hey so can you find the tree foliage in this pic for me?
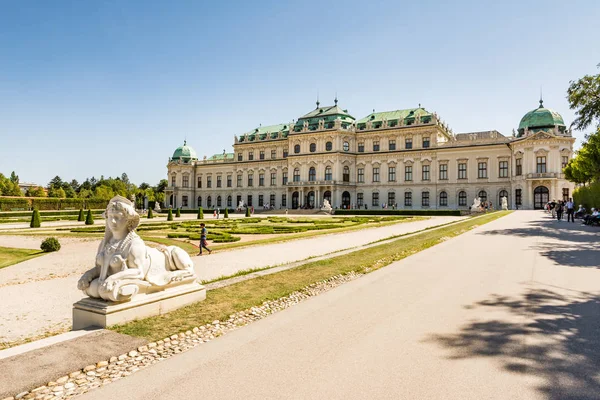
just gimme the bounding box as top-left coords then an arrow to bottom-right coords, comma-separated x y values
567,66 -> 600,131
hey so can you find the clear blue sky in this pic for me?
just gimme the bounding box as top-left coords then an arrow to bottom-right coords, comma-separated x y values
1,0 -> 598,186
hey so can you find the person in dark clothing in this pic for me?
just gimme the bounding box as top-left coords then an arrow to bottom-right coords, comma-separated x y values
556,201 -> 564,221
198,223 -> 212,255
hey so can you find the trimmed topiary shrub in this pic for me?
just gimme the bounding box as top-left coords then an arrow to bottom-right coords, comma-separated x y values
167,208 -> 173,221
77,208 -> 85,222
147,208 -> 154,219
224,208 -> 229,219
197,207 -> 204,219
176,208 -> 181,218
85,209 -> 94,225
41,237 -> 61,252
245,207 -> 251,217
30,209 -> 41,228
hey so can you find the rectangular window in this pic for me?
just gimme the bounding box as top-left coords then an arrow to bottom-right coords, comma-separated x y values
562,188 -> 569,202
182,176 -> 189,188
388,166 -> 396,182
458,163 -> 467,179
536,156 -> 547,173
516,159 -> 522,176
499,161 -> 508,178
227,175 -> 232,188
562,156 -> 569,169
258,195 -> 264,207
422,137 -> 430,148
389,140 -> 396,151
478,162 -> 487,179
270,194 -> 275,206
197,177 -> 202,188
372,192 -> 379,207
358,168 -> 364,183
373,167 -> 380,182
404,192 -> 412,206
281,194 -> 287,207
357,193 -> 364,207
282,171 -> 288,185
422,165 -> 430,181
422,191 -> 430,207
271,149 -> 276,159
283,150 -> 288,158
259,150 -> 265,160
405,138 -> 413,149
227,196 -> 232,207
259,173 -> 264,186
293,169 -> 300,182
237,153 -> 242,161
237,175 -> 242,188
171,176 -> 176,187
515,189 -> 522,206
248,174 -> 253,187
358,142 -> 365,152
182,196 -> 188,207
270,172 -> 276,186
439,164 -> 448,180
247,195 -> 252,207
216,176 -> 222,188
248,152 -> 254,161
373,141 -> 380,152
388,192 -> 395,206
405,166 -> 413,181
207,176 -> 212,188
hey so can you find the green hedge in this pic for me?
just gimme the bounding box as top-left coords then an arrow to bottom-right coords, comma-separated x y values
334,209 -> 461,216
574,182 -> 600,210
0,209 -> 104,218
0,197 -> 109,212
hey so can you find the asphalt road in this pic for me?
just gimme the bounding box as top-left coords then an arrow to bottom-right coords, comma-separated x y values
79,211 -> 600,400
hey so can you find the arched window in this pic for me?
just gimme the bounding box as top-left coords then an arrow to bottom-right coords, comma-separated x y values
197,196 -> 202,207
227,195 -> 232,207
325,166 -> 332,181
309,167 -> 316,181
458,191 -> 467,206
217,195 -> 222,207
207,196 -> 212,208
293,168 -> 300,182
439,191 -> 448,206
294,144 -> 300,154
478,190 -> 487,203
309,143 -> 316,152
343,166 -> 350,182
326,141 -> 333,151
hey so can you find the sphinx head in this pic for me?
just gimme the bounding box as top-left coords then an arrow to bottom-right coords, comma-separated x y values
104,196 -> 140,237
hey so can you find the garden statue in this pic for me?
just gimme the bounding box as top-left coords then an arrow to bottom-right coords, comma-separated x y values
470,196 -> 482,213
501,196 -> 508,211
154,202 -> 161,213
77,196 -> 197,302
321,199 -> 333,213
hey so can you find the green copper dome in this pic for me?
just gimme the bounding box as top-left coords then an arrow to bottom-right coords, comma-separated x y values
517,100 -> 565,137
171,141 -> 198,161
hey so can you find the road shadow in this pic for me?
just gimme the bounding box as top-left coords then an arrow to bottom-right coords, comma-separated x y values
428,287 -> 600,399
479,213 -> 600,269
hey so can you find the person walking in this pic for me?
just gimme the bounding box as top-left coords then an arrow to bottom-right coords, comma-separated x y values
198,223 -> 212,255
566,198 -> 575,223
556,200 -> 564,221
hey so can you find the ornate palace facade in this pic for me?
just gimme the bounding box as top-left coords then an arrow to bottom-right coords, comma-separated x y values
165,99 -> 575,211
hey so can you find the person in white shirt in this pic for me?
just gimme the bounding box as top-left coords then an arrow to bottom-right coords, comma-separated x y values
566,198 -> 575,223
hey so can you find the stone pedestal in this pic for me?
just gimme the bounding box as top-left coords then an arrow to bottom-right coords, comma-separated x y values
73,283 -> 206,330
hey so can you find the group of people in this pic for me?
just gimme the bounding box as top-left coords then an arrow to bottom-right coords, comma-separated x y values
545,198 -> 599,225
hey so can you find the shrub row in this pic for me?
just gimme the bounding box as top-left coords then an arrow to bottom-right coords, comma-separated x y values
334,209 -> 461,216
0,209 -> 104,218
574,183 -> 600,210
0,197 -> 109,212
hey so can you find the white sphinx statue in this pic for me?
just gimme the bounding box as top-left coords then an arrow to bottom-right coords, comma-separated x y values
501,196 -> 508,211
470,196 -> 482,213
77,196 -> 197,302
154,202 -> 161,213
321,199 -> 333,213
237,200 -> 246,211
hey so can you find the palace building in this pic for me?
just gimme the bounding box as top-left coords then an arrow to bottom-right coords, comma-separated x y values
165,98 -> 575,211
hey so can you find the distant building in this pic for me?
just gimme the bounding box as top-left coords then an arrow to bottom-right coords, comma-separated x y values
18,182 -> 42,194
166,99 -> 574,210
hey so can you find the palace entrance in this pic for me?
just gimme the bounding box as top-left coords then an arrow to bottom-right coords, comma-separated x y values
533,186 -> 549,209
292,191 -> 300,209
306,191 -> 315,209
323,190 -> 331,205
342,191 -> 351,209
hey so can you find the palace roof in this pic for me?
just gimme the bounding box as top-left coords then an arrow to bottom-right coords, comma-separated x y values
356,108 -> 432,130
517,100 -> 565,137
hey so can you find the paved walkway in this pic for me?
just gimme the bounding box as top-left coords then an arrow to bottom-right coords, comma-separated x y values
79,211 -> 600,400
0,216 -> 461,343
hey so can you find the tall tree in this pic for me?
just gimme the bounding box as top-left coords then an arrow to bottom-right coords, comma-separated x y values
48,176 -> 63,189
10,171 -> 19,184
567,64 -> 600,131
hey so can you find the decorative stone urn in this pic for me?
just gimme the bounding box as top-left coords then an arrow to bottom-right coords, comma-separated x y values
73,195 -> 205,329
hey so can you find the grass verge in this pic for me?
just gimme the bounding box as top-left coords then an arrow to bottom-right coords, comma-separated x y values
0,246 -> 44,269
112,211 -> 510,340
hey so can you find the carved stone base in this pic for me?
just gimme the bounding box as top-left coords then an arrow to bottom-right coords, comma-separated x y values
73,283 -> 206,330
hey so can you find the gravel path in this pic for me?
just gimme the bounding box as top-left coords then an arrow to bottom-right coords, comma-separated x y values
0,216 -> 463,344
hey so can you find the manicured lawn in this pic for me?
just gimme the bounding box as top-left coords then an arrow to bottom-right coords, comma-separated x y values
112,211 -> 510,340
0,246 -> 44,269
